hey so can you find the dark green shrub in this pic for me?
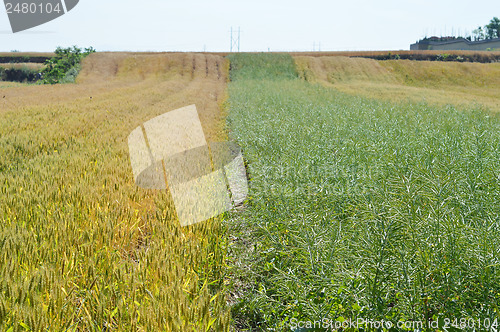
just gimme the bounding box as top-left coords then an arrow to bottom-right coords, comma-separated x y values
0,66 -> 39,83
41,46 -> 95,84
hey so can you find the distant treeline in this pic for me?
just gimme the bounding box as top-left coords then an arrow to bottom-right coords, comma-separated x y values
471,17 -> 499,41
418,17 -> 500,43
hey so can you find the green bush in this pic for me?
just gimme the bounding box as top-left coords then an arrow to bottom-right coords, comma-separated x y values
41,46 -> 95,84
437,53 -> 451,61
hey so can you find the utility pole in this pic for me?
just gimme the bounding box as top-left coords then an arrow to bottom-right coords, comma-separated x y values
313,42 -> 321,52
230,27 -> 241,52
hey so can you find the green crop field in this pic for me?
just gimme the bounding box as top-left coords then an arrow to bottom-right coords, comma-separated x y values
226,54 -> 500,330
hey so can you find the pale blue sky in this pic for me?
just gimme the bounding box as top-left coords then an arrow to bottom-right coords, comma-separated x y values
0,0 -> 498,52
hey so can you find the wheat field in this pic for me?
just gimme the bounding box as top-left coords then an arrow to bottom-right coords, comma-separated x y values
0,52 -> 231,331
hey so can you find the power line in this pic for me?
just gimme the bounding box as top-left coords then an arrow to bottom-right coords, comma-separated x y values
230,27 -> 240,52
313,41 -> 321,52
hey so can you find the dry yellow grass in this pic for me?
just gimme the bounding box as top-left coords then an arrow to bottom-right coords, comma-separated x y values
0,52 -> 231,331
0,82 -> 24,88
2,52 -> 228,140
290,50 -> 500,57
295,56 -> 500,111
0,62 -> 45,71
0,52 -> 54,57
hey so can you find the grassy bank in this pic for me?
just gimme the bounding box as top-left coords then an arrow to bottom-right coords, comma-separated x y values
295,56 -> 500,111
227,54 -> 500,330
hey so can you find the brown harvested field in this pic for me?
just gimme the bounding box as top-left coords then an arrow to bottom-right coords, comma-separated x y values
0,52 -> 231,331
207,50 -> 500,63
0,52 -> 54,57
2,52 -> 228,140
290,50 -> 500,62
294,55 -> 500,111
0,52 -> 54,64
290,50 -> 500,56
215,50 -> 500,59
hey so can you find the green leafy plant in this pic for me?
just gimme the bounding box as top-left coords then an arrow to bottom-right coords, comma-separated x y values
41,46 -> 95,84
436,53 -> 450,61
